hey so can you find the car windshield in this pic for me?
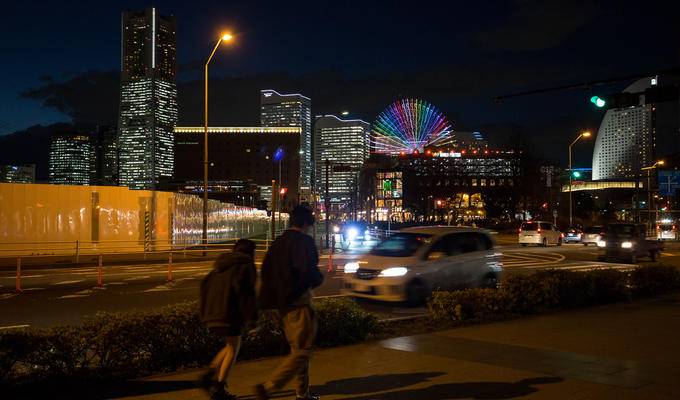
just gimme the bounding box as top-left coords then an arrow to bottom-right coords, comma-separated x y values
606,225 -> 637,237
659,224 -> 674,231
584,226 -> 602,234
520,222 -> 538,231
370,233 -> 432,257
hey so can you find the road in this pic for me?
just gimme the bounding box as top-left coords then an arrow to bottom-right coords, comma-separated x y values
2,237 -> 680,329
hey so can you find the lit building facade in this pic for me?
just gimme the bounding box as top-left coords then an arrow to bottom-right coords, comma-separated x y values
592,76 -> 680,180
49,134 -> 94,185
173,126 -> 301,210
260,90 -> 312,190
117,7 -> 178,190
94,125 -> 118,185
0,164 -> 35,183
314,115 -> 370,208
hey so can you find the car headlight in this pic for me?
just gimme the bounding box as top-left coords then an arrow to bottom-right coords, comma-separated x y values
347,227 -> 359,240
597,240 -> 606,248
344,262 -> 360,274
621,241 -> 633,249
379,267 -> 408,277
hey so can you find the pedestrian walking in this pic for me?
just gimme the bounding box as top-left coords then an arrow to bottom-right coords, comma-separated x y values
199,239 -> 258,400
254,205 -> 324,400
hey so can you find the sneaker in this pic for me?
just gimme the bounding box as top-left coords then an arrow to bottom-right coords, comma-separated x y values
209,383 -> 238,400
254,383 -> 270,400
198,369 -> 215,392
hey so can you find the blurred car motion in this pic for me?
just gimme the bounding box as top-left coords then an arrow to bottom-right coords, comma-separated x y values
342,226 -> 503,305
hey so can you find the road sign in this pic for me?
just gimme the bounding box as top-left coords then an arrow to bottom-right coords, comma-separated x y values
658,171 -> 680,196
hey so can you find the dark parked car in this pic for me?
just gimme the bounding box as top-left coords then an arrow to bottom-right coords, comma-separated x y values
597,223 -> 663,263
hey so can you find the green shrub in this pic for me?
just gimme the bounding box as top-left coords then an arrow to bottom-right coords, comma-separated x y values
430,265 -> 678,323
631,264 -> 680,297
0,297 -> 378,387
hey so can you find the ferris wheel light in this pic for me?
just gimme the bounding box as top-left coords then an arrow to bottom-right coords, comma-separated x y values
371,98 -> 452,155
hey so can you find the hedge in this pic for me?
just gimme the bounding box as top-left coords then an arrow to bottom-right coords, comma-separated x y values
429,264 -> 680,322
0,297 -> 378,387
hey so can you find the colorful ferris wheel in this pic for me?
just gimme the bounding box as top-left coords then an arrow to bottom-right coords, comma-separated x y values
371,98 -> 453,154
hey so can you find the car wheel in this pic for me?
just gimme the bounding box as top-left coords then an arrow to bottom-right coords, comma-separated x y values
583,243 -> 588,246
542,238 -> 548,247
406,280 -> 429,306
521,243 -> 527,247
480,273 -> 499,289
650,251 -> 658,262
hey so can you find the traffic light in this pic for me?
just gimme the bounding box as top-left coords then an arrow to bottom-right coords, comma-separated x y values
572,171 -> 582,179
590,95 -> 606,108
279,187 -> 287,196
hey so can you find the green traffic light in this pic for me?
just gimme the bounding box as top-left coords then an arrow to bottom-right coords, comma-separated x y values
572,171 -> 582,178
590,95 -> 606,108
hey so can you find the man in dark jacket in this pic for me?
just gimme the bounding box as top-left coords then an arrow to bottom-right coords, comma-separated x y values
200,239 -> 257,400
255,205 -> 323,400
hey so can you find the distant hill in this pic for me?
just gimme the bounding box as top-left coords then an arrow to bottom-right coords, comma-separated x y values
0,123 -> 77,181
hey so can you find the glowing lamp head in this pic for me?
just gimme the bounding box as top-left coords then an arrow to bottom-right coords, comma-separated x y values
221,33 -> 234,42
657,160 -> 665,166
582,131 -> 592,138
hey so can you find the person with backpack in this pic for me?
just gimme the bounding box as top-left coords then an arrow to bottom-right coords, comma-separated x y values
200,239 -> 257,400
254,205 -> 324,400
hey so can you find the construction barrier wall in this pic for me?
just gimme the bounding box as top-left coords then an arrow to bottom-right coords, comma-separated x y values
0,183 -> 275,256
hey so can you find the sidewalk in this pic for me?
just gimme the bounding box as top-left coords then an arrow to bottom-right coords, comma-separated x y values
111,294 -> 680,400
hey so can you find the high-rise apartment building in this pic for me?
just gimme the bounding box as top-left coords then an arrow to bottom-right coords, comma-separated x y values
49,134 -> 93,185
260,90 -> 312,190
314,115 -> 370,205
117,7 -> 177,189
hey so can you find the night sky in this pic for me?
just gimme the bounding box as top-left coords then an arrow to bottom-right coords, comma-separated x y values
1,0 -> 679,166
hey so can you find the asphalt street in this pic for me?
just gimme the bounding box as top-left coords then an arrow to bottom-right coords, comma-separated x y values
2,237 -> 680,329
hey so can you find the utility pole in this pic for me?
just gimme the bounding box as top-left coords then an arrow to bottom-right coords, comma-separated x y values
270,179 -> 276,240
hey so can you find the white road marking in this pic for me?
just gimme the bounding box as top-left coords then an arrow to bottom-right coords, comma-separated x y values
0,293 -> 18,300
125,276 -> 152,281
51,279 -> 86,285
0,324 -> 30,330
58,294 -> 90,299
316,294 -> 350,298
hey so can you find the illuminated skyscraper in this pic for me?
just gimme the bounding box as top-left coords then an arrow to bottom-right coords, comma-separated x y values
49,133 -> 93,185
314,115 -> 370,205
260,90 -> 312,190
117,7 -> 177,189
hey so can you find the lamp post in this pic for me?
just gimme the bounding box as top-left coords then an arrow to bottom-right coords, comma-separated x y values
202,33 -> 233,250
642,160 -> 664,231
568,131 -> 591,227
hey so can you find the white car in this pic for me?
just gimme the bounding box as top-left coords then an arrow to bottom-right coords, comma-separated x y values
581,226 -> 603,246
341,227 -> 503,304
518,221 -> 562,246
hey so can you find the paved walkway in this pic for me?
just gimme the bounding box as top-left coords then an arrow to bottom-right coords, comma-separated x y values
110,294 -> 680,400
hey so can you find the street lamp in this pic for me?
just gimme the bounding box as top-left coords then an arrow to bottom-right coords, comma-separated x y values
642,160 -> 664,230
568,131 -> 591,227
203,32 -> 234,250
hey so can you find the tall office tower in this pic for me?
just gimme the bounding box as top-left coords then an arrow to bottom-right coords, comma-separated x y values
260,89 -> 312,190
117,7 -> 178,189
314,115 -> 370,206
0,164 -> 35,183
49,133 -> 93,185
94,125 -> 119,185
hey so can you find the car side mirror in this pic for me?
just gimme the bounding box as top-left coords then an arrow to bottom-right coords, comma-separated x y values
427,251 -> 447,261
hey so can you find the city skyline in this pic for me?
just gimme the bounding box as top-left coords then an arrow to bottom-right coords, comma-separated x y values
2,1 -> 679,168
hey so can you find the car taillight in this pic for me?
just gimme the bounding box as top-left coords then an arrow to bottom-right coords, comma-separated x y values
537,228 -> 542,233
560,233 -> 564,238
577,233 -> 582,238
